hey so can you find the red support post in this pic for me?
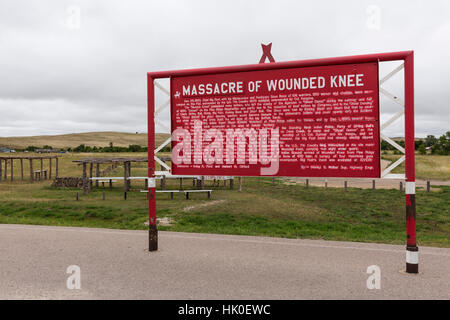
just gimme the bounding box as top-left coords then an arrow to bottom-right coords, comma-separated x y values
148,75 -> 158,251
404,51 -> 418,273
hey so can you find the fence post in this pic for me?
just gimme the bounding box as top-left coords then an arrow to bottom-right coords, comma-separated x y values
427,180 -> 430,192
344,181 -> 347,191
306,179 -> 309,189
372,180 -> 376,190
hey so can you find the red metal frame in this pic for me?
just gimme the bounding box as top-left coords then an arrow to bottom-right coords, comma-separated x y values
147,51 -> 416,273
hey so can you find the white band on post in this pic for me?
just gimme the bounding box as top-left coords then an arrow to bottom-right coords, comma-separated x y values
148,178 -> 156,188
405,182 -> 415,195
406,250 -> 419,264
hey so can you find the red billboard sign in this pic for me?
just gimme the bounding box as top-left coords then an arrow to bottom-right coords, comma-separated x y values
170,62 -> 380,177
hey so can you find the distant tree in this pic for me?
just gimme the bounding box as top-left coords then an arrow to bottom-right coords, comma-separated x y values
430,132 -> 450,155
425,135 -> 437,147
73,144 -> 87,152
42,145 -> 53,149
418,144 -> 426,155
25,145 -> 38,151
128,144 -> 143,152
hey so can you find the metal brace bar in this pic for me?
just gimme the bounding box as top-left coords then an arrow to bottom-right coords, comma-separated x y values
155,99 -> 170,116
380,109 -> 405,131
155,119 -> 170,132
155,137 -> 171,154
381,134 -> 405,154
380,63 -> 404,85
383,173 -> 406,180
155,156 -> 171,171
154,81 -> 170,96
380,87 -> 405,107
381,155 -> 405,177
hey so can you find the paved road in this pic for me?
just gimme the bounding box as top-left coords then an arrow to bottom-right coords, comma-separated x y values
0,224 -> 449,299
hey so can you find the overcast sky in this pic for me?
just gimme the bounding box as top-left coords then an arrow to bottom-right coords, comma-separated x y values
1,0 -> 449,138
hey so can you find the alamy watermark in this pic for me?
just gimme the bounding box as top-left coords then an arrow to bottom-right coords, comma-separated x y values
66,265 -> 81,290
366,265 -> 381,289
172,120 -> 280,175
65,5 -> 81,30
366,5 -> 381,31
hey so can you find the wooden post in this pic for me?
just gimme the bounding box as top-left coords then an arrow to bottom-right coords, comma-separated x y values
400,181 -> 403,192
49,158 -> 52,179
306,179 -> 309,189
179,177 -> 183,190
40,158 -> 43,181
427,180 -> 430,192
145,178 -> 148,190
201,176 -> 205,190
344,181 -> 347,191
127,161 -> 132,190
238,177 -> 242,192
325,179 -> 328,189
0,159 -> 2,182
124,161 -> 129,193
372,180 -> 376,190
55,157 -> 59,178
20,159 -> 24,180
10,159 -> 13,181
29,159 -> 33,182
230,178 -> 234,189
89,163 -> 93,191
272,177 -> 275,186
4,160 -> 7,180
109,179 -> 112,189
161,175 -> 166,190
95,163 -> 100,188
82,162 -> 87,195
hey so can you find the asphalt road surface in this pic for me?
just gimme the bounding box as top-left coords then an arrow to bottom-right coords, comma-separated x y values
0,224 -> 449,299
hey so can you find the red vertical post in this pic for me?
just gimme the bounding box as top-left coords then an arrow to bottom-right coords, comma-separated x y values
148,74 -> 158,251
404,51 -> 418,273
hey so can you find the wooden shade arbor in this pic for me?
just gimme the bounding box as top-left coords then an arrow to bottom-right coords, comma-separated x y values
0,156 -> 59,183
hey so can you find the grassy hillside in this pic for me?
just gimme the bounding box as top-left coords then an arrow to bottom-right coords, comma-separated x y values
0,132 -> 170,149
382,154 -> 450,180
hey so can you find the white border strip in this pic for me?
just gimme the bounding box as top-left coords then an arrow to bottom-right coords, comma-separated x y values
405,182 -> 415,195
406,250 -> 419,264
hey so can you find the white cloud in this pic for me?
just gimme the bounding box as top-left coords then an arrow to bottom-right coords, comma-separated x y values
1,0 -> 449,138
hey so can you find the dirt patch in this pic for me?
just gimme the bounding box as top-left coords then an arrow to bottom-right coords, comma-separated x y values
184,200 -> 226,212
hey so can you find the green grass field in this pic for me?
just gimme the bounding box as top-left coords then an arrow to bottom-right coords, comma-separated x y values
0,152 -> 449,247
382,153 -> 450,180
0,131 -> 169,149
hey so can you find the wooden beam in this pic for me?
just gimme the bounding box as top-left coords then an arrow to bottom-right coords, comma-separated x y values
95,163 -> 100,188
127,162 -> 131,190
10,158 -> 13,181
49,158 -> 52,179
82,162 -> 87,195
20,159 -> 24,180
55,157 -> 59,178
29,159 -> 34,183
89,163 -> 93,191
124,161 -> 129,193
